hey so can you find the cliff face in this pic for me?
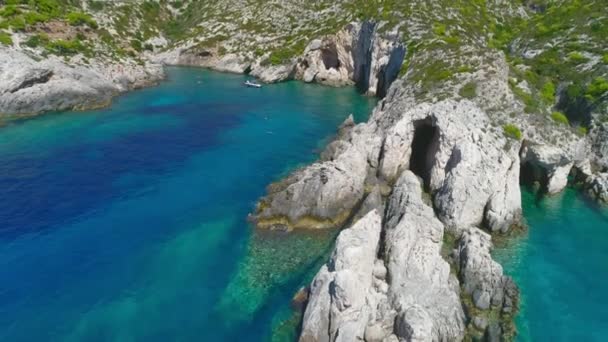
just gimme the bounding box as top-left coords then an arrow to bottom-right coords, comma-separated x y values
159,20 -> 405,98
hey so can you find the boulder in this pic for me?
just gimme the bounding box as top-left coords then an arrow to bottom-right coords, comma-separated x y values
456,227 -> 518,313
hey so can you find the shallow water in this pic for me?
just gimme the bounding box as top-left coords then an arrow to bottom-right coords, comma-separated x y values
494,188 -> 608,341
0,67 -> 376,341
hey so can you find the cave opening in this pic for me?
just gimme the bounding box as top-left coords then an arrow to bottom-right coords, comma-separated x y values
409,118 -> 440,190
520,160 -> 549,200
321,46 -> 340,70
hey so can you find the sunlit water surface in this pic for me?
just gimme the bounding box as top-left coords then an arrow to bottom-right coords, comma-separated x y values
0,67 -> 376,341
494,188 -> 608,341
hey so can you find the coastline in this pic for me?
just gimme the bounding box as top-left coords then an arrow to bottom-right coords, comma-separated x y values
1,13 -> 607,341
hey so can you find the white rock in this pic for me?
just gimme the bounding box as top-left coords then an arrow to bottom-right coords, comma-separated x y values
299,210 -> 383,342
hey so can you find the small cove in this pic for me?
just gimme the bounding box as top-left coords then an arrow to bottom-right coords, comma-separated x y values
0,67 -> 375,341
0,66 -> 606,341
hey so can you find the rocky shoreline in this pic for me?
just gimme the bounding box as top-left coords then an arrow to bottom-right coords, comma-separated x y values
0,48 -> 164,118
2,12 -> 608,341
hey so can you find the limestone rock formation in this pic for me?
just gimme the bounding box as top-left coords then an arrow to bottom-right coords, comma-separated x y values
377,100 -> 523,233
456,227 -> 519,339
586,173 -> 608,203
589,122 -> 608,171
253,121 -> 381,230
299,210 -> 383,342
0,48 -> 163,117
254,96 -> 523,234
157,20 -> 405,98
520,143 -> 573,195
295,27 -> 355,87
300,172 -> 467,342
457,227 -> 518,313
383,171 -> 466,341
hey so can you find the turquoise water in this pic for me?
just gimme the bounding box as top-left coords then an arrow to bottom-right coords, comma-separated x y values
0,67 -> 376,341
494,188 -> 608,341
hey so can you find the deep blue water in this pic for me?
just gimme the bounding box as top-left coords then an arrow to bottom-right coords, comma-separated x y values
494,188 -> 608,341
0,67 -> 376,341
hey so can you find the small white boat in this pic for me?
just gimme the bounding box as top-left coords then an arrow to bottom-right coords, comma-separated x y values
244,80 -> 262,88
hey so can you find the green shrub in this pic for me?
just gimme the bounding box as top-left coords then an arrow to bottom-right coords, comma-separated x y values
443,35 -> 459,45
577,126 -> 588,136
7,16 -> 26,30
0,32 -> 13,46
66,12 -> 97,29
24,11 -> 49,25
433,22 -> 447,36
89,1 -> 105,11
24,33 -> 49,47
267,41 -> 305,65
0,5 -> 19,17
568,51 -> 588,64
585,77 -> 608,101
551,111 -> 569,125
540,81 -> 555,103
130,39 -> 142,52
33,0 -> 62,18
503,124 -> 522,140
459,82 -> 477,99
603,54 -> 608,64
46,38 -> 86,55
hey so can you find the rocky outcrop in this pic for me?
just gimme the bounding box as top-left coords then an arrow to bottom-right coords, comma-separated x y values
152,46 -> 251,74
455,227 -> 519,339
157,21 -> 405,97
589,121 -> 608,171
300,172 -> 466,342
0,48 -> 163,117
300,210 -> 383,342
585,172 -> 608,203
254,98 -> 523,234
457,227 -> 518,312
519,142 -> 574,195
250,63 -> 295,83
253,117 -> 382,230
377,100 -> 522,233
6,68 -> 54,93
295,28 -> 355,87
382,171 -> 466,341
